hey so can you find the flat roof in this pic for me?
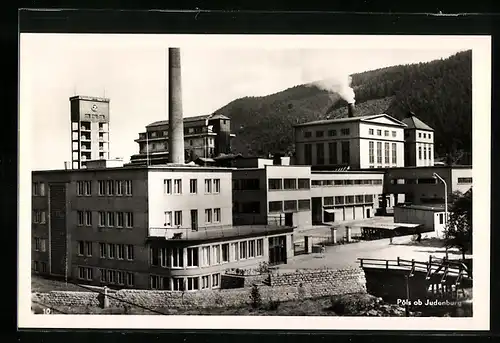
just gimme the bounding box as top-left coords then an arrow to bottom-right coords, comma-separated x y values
312,170 -> 385,175
148,225 -> 295,245
69,95 -> 110,102
32,164 -> 235,174
395,204 -> 446,212
356,223 -> 422,231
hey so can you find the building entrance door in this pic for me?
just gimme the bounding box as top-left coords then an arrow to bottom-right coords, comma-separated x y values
191,209 -> 198,231
284,212 -> 293,226
311,197 -> 323,225
366,208 -> 371,218
269,236 -> 287,265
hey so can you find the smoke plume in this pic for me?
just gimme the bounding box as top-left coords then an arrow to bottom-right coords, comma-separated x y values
310,75 -> 355,104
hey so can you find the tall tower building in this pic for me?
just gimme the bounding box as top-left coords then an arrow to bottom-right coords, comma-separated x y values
402,111 -> 435,167
70,96 -> 110,169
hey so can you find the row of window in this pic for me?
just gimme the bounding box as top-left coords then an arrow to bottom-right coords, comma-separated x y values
32,182 -> 46,196
268,178 -> 310,190
311,179 -> 383,187
457,177 -> 473,184
150,239 -> 264,268
149,273 -> 221,291
76,266 -> 136,287
369,141 -> 397,164
76,241 -> 135,260
164,208 -> 221,227
33,237 -> 47,252
418,132 -> 432,139
164,178 -> 221,195
33,210 -> 47,224
77,211 -> 134,228
304,141 -> 350,165
323,194 -> 374,206
390,178 -> 437,185
304,128 -> 351,139
33,261 -> 48,273
268,199 -> 311,213
368,129 -> 398,138
418,145 -> 433,161
77,180 -> 133,196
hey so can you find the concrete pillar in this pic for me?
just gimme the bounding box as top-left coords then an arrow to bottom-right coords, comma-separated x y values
304,236 -> 313,254
330,227 -> 337,244
168,47 -> 185,164
346,226 -> 352,242
103,286 -> 110,308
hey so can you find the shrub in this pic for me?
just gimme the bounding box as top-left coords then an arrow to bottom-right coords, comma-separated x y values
268,298 -> 281,311
249,284 -> 262,309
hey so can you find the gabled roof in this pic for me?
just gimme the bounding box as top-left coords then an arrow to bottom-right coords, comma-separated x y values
146,114 -> 230,128
401,115 -> 434,131
294,113 -> 407,128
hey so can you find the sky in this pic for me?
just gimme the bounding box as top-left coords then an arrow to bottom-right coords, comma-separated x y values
20,34 -> 476,170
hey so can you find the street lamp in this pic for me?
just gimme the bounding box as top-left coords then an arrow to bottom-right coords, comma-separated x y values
433,172 -> 448,259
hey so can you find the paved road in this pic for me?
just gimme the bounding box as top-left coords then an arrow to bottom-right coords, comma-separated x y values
281,234 -> 471,271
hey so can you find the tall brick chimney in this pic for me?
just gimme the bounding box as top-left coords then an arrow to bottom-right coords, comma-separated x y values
168,48 -> 185,164
347,103 -> 355,118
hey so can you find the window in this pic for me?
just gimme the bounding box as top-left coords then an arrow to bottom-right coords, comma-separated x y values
284,200 -> 297,212
384,130 -> 389,137
213,179 -> 220,193
369,141 -> 374,164
283,178 -> 297,189
172,247 -> 184,267
150,275 -> 161,290
212,273 -> 220,288
150,247 -> 159,266
298,199 -> 311,210
438,213 -> 444,225
365,194 -> 374,203
115,181 -> 123,196
369,128 -> 374,135
85,242 -> 92,256
85,211 -> 92,226
39,183 -> 45,196
126,273 -> 134,286
297,178 -> 310,189
116,212 -> 124,227
384,142 -> 390,164
392,131 -> 396,137
212,245 -> 221,264
304,144 -> 312,165
230,242 -> 238,261
116,271 -> 125,285
222,243 -> 229,262
201,275 -> 210,289
418,132 -> 422,138
40,211 -> 46,224
304,131 -> 312,138
346,196 -> 354,204
125,212 -> 134,228
214,208 -> 221,223
201,246 -> 211,266
98,212 -> 106,227
99,243 -> 106,258
418,146 -> 422,160
187,277 -> 199,291
328,129 -> 337,137
316,143 -> 325,165
33,261 -> 39,272
205,209 -> 212,223
376,142 -> 382,164
164,211 -> 172,226
316,130 -> 324,137
341,128 -> 350,136
41,262 -> 47,273
34,237 -> 41,251
117,244 -> 125,260
77,211 -> 84,226
269,201 -> 282,213
341,141 -> 350,164
324,196 -> 334,206
328,142 -> 338,165
106,180 -> 115,195
174,211 -> 182,226
458,177 -> 473,184
256,239 -> 263,256
429,133 -> 432,140
248,240 -> 256,258
99,269 -> 107,282
158,247 -> 168,267
98,181 -> 105,195
108,244 -> 116,259
239,241 -> 247,259
423,133 -> 427,138
335,196 -> 345,205
164,179 -> 172,194
268,179 -> 282,190
377,129 -> 382,136
356,195 -> 364,204
173,179 -> 182,194
108,270 -> 115,283
77,241 -> 85,256
189,179 -> 197,194
187,247 -> 199,267
391,143 -> 397,164
107,212 -> 115,227
77,181 -> 84,196
124,180 -> 132,195
204,179 -> 212,193
172,278 -> 184,291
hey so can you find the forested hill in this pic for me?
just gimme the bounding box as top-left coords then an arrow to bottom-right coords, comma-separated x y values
212,50 -> 472,161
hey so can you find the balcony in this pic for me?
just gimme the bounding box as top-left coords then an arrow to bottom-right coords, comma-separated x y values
80,126 -> 91,132
81,145 -> 92,151
81,136 -> 91,141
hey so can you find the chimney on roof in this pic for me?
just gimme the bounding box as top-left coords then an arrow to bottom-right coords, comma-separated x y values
347,102 -> 355,118
168,48 -> 185,164
407,111 -> 416,118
